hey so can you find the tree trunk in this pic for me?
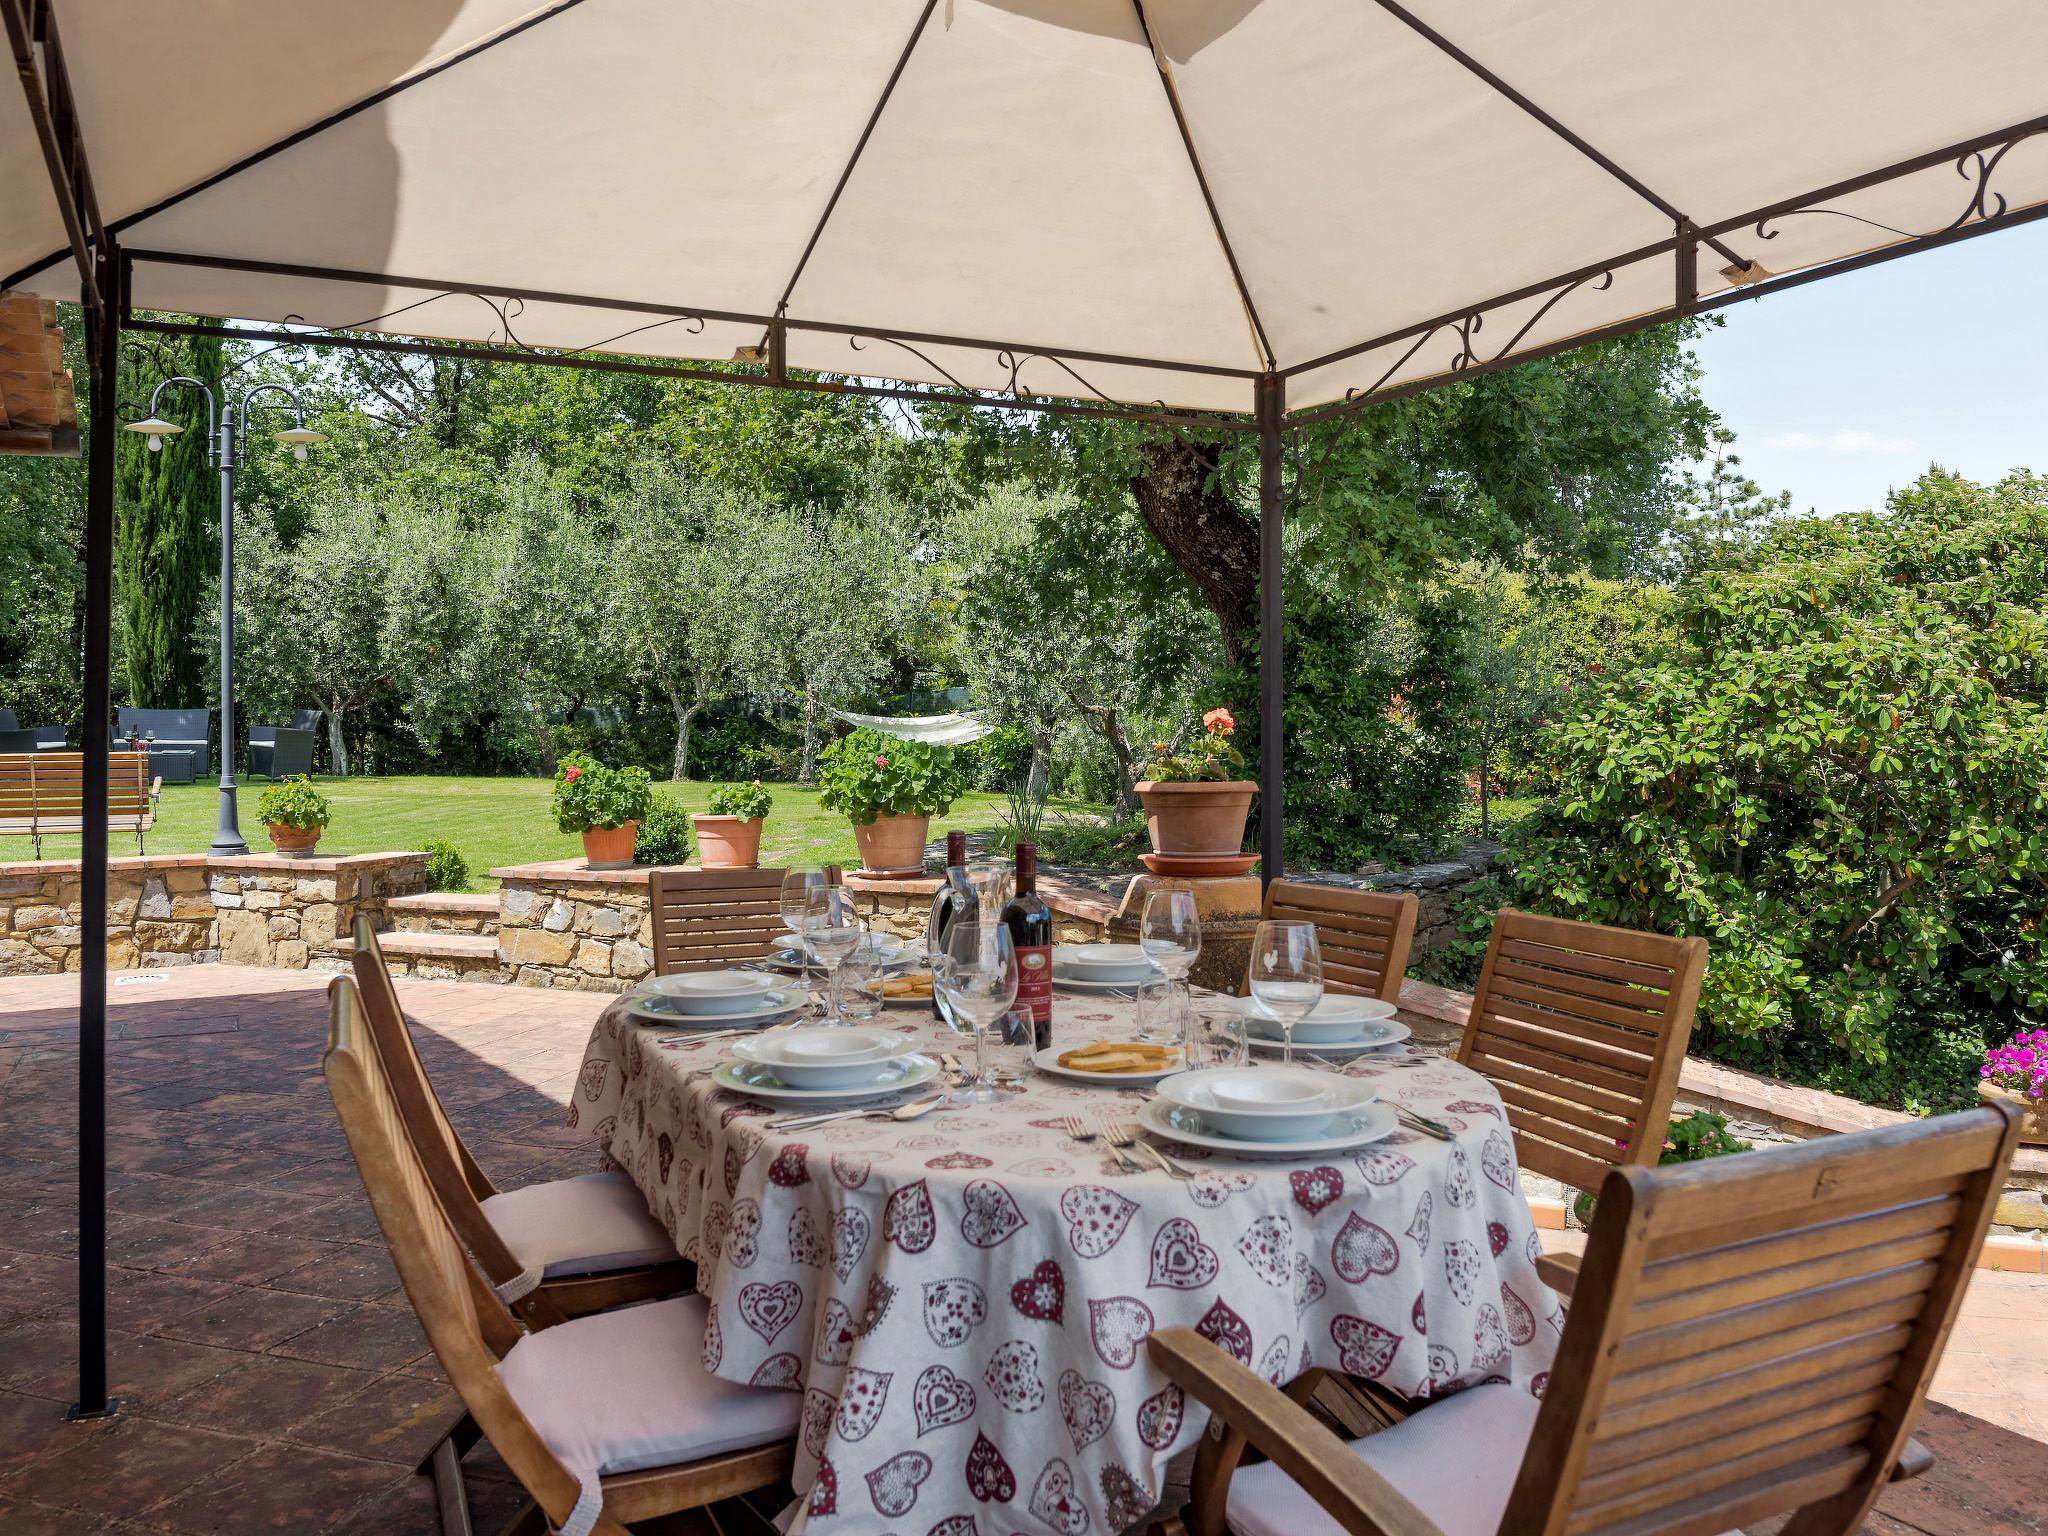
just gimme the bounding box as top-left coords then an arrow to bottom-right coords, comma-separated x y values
1063,686 -> 1140,816
1128,437 -> 1261,668
801,687 -> 821,781
1026,722 -> 1052,805
666,680 -> 703,781
1478,752 -> 1490,837
326,706 -> 350,778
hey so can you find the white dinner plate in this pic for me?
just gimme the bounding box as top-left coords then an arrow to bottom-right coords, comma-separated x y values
731,1029 -> 920,1088
1243,1020 -> 1412,1056
710,1053 -> 941,1106
1031,1043 -> 1188,1084
625,990 -> 804,1029
1137,1095 -> 1399,1157
638,969 -> 784,1015
1051,969 -> 1147,995
767,934 -> 910,971
1055,943 -> 1153,982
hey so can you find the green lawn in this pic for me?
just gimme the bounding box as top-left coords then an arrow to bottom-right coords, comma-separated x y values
11,776 -> 1060,891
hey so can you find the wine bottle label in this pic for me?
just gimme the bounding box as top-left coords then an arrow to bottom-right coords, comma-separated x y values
1015,944 -> 1054,1026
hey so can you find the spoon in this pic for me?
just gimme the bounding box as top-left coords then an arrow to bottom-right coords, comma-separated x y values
767,1091 -> 949,1133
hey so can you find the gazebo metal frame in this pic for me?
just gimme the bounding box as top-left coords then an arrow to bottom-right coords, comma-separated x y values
9,0 -> 2046,1421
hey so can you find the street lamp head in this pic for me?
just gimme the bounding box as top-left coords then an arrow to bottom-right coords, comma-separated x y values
125,415 -> 183,453
271,424 -> 327,462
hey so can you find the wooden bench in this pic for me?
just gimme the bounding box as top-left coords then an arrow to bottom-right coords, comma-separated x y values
0,751 -> 161,858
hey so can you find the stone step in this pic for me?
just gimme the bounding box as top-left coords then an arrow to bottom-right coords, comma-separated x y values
383,890 -> 500,935
338,929 -> 505,981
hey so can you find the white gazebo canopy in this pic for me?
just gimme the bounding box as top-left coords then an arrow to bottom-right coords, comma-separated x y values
7,0 -> 2047,422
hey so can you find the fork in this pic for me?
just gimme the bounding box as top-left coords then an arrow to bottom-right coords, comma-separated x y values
1107,1121 -> 1192,1180
1070,1115 -> 1146,1173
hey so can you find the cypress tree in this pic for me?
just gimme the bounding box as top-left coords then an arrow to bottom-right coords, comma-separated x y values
116,332 -> 222,707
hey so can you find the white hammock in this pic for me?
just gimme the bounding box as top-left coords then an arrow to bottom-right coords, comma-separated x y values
831,709 -> 993,747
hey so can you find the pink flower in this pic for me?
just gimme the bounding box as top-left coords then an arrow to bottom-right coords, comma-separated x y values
874,755 -> 889,768
1202,707 -> 1236,734
563,766 -> 583,782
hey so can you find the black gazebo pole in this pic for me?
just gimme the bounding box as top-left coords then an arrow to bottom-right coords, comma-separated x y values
73,233 -> 119,1420
1256,372 -> 1285,885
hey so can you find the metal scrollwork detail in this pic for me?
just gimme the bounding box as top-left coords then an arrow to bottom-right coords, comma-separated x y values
1756,125 -> 2045,245
1342,269 -> 1615,404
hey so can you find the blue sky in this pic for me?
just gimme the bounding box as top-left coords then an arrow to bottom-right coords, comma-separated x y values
1689,218 -> 2047,516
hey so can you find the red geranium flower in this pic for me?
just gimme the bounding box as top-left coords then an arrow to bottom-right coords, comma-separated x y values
1202,707 -> 1236,734
874,754 -> 889,768
563,765 -> 583,782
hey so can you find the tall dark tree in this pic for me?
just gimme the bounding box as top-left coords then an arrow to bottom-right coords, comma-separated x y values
116,332 -> 223,707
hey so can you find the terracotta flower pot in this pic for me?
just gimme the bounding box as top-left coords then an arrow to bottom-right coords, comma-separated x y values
852,812 -> 930,877
266,823 -> 321,855
1979,1079 -> 2048,1144
580,821 -> 639,870
692,813 -> 763,869
1135,780 -> 1256,875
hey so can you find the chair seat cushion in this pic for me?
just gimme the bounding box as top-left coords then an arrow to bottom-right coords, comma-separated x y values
499,1294 -> 799,1533
480,1171 -> 678,1278
1227,1383 -> 1540,1536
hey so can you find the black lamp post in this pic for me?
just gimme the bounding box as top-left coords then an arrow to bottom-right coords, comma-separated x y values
126,382 -> 325,855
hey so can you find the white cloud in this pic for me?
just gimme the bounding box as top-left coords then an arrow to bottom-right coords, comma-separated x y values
1764,428 -> 1917,455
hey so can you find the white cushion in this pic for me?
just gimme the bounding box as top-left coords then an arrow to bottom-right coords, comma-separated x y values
480,1171 -> 678,1278
498,1294 -> 800,1527
1227,1383 -> 1540,1536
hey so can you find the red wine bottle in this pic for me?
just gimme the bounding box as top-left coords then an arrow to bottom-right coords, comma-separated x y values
928,831 -> 971,1019
1001,842 -> 1055,1049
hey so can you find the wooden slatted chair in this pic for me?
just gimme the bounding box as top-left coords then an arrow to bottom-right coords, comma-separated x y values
649,866 -> 790,974
1251,880 -> 1418,1004
1457,909 -> 1706,1293
0,750 -> 158,857
324,975 -> 797,1536
1150,1101 -> 2022,1536
349,916 -> 689,1324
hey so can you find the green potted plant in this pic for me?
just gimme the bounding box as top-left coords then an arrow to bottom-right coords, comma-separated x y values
1136,706 -> 1257,875
256,774 -> 330,855
693,780 -> 773,869
551,753 -> 654,869
817,727 -> 967,877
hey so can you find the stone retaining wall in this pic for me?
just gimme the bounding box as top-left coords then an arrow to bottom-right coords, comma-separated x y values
0,852 -> 429,976
490,862 -> 657,990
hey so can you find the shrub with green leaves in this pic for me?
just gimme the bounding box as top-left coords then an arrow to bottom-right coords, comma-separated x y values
1502,470 -> 2048,1112
421,837 -> 468,892
550,753 -> 654,833
1574,1111 -> 1749,1223
634,795 -> 695,866
817,727 -> 968,825
255,775 -> 330,832
706,781 -> 773,821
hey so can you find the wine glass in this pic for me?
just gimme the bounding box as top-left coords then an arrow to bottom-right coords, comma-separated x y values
802,884 -> 865,1025
779,868 -> 824,992
1139,889 -> 1201,1052
1249,920 -> 1323,1067
936,918 -> 1018,1105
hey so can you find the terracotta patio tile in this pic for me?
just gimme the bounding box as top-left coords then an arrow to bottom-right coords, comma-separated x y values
147,1442 -> 400,1536
288,1372 -> 463,1466
105,1218 -> 222,1273
0,1494 -> 121,1534
264,1198 -> 382,1245
167,1185 -> 338,1234
155,1285 -> 351,1352
148,1353 -> 377,1438
104,1269 -> 237,1336
264,1247 -> 400,1303
309,1470 -> 445,1535
0,1415 -> 251,1520
155,1232 -> 338,1287
0,1318 -> 78,1392
0,1248 -> 77,1314
0,1388 -> 85,1472
269,1304 -> 428,1373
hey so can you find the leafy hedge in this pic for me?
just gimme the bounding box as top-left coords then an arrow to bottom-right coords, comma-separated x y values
1495,471 -> 2048,1113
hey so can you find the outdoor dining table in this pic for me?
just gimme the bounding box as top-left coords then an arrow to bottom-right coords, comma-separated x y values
570,988 -> 1562,1536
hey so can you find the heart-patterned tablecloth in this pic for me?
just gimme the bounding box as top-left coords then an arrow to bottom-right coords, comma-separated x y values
572,997 -> 1561,1536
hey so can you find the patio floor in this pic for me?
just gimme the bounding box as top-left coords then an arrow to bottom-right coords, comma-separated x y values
0,965 -> 2041,1535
